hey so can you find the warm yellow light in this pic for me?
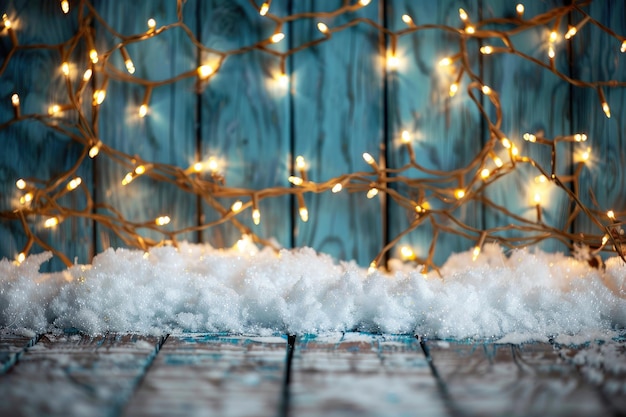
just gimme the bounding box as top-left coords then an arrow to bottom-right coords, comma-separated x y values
602,234 -> 610,245
472,246 -> 481,261
501,137 -> 512,148
439,57 -> 452,67
93,89 -> 106,105
207,157 -> 219,173
367,188 -> 379,199
147,18 -> 156,29
535,175 -> 547,183
534,192 -> 541,204
252,208 -> 261,225
66,177 -> 82,191
19,192 -> 33,205
48,104 -> 61,115
362,152 -> 375,165
387,53 -> 399,70
61,0 -> 70,14
401,130 -> 411,144
548,45 -> 555,59
317,22 -> 328,33
83,69 -> 92,81
359,0 -> 371,6
89,49 -> 99,64
11,93 -> 19,106
400,245 -> 416,261
458,8 -> 468,21
549,30 -> 558,43
607,210 -> 616,220
449,82 -> 459,97
401,14 -> 413,25
602,101 -> 611,118
44,217 -> 60,228
454,189 -> 466,199
125,58 -> 135,74
465,25 -> 476,34
516,4 -> 524,17
511,145 -> 519,157
61,62 -> 70,76
259,2 -> 269,16
574,133 -> 587,142
288,176 -> 304,186
155,215 -> 171,226
523,133 -> 536,142
133,165 -> 146,175
89,145 -> 100,158
368,261 -> 377,274
481,85 -> 492,95
331,183 -> 343,193
493,156 -> 503,167
16,252 -> 26,264
621,40 -> 626,53
197,65 -> 213,79
271,32 -> 285,43
121,173 -> 134,186
295,155 -> 306,170
480,46 -> 493,54
138,104 -> 148,118
16,179 -> 26,189
231,200 -> 243,213
277,72 -> 289,87
565,26 -> 577,40
581,147 -> 591,162
2,14 -> 12,29
480,168 -> 490,179
192,162 -> 204,172
299,207 -> 309,222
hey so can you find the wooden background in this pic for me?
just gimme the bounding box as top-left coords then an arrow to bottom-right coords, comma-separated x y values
0,0 -> 624,271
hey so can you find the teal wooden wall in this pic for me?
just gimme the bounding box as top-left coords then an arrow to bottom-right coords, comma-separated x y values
0,0 -> 624,271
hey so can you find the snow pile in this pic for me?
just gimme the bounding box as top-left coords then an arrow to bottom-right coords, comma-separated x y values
0,241 -> 624,339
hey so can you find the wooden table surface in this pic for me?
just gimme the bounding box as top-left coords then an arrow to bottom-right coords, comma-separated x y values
0,330 -> 624,417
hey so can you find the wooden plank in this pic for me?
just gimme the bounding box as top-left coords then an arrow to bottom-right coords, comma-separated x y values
424,340 -> 612,416
0,332 -> 163,417
0,330 -> 38,374
121,333 -> 288,417
0,0 -> 93,271
289,333 -> 448,416
572,2 -> 626,241
94,0 -> 198,251
482,1 -> 572,253
198,0 -> 291,250
386,0 -> 483,267
291,1 -> 384,266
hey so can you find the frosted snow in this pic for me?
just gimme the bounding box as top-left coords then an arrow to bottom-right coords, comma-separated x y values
0,241 -> 624,340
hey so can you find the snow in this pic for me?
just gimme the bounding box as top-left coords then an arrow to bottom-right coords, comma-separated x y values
0,240 -> 624,340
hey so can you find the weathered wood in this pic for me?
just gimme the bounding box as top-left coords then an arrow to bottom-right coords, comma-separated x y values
0,0 -> 92,271
386,0 -> 483,266
0,332 -> 163,417
289,333 -> 447,416
291,1 -> 384,265
0,330 -> 38,374
424,340 -> 612,416
121,333 -> 288,417
94,0 -> 198,250
482,0 -> 572,253
198,0 -> 291,250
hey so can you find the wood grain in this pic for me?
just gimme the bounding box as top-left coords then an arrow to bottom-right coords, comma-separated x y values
291,1 -> 384,266
0,330 -> 38,374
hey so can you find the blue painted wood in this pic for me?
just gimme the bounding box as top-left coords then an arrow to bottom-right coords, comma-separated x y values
0,330 -> 38,374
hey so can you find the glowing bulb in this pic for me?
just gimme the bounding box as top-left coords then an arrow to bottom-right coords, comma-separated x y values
192,162 -> 204,172
252,208 -> 261,225
439,57 -> 452,67
465,26 -> 475,34
501,138 -> 512,149
581,147 -> 590,162
259,2 -> 269,16
147,18 -> 156,29
401,130 -> 411,144
602,234 -> 610,245
458,8 -> 468,21
387,53 -> 399,70
299,207 -> 309,222
367,188 -> 379,199
368,261 -> 377,274
231,200 -> 243,213
449,82 -> 459,97
574,133 -> 587,142
61,0 -> 70,13
138,104 -> 148,118
19,192 -> 33,205
359,0 -> 371,6
89,145 -> 100,158
295,155 -> 306,170
11,93 -> 19,106
48,104 -> 61,115
61,62 -> 70,76
607,210 -> 616,220
197,65 -> 213,79
549,31 -> 558,43
134,165 -> 146,175
16,252 -> 26,264
535,175 -> 547,183
317,22 -> 328,33
331,183 -> 343,193
89,49 -> 99,63
93,89 -> 106,105
271,32 -> 285,43
207,157 -> 219,173
362,152 -> 375,165
2,14 -> 12,29
472,246 -> 481,261
602,101 -> 611,118
523,133 -> 536,142
83,69 -> 92,81
66,177 -> 82,190
480,168 -> 490,179
121,173 -> 134,185
400,245 -> 415,261
548,45 -> 555,59
125,58 -> 135,74
493,156 -> 503,167
402,14 -> 413,25
155,216 -> 170,226
16,179 -> 26,189
480,46 -> 494,55
511,145 -> 519,157
454,189 -> 465,199
534,193 -> 541,203
288,176 -> 304,186
565,26 -> 577,40
621,40 -> 626,53
44,217 -> 60,228
481,85 -> 492,95
516,4 -> 524,17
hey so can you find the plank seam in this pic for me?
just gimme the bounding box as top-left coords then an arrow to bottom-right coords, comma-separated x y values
279,334 -> 297,417
0,332 -> 41,375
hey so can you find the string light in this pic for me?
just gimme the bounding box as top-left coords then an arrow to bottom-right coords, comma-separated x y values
252,208 -> 261,225
231,200 -> 243,213
367,187 -> 379,199
15,252 -> 26,265
93,89 -> 106,105
89,143 -> 100,158
89,49 -> 99,64
19,192 -> 33,205
454,189 -> 465,199
621,40 -> 626,53
481,85 -> 492,95
358,0 -> 371,6
44,217 -> 60,228
362,152 -> 378,170
60,0 -> 70,14
458,8 -> 469,22
480,46 -> 494,55
399,245 -> 416,261
317,22 -> 329,34
155,216 -> 171,226
331,183 -> 343,193
15,178 -> 26,189
120,47 -> 135,74
270,32 -> 284,43
516,4 -> 524,18
401,14 -> 414,27
197,64 -> 213,80
259,2 -> 269,16
66,177 -> 82,191
147,18 -> 156,31
61,62 -> 70,77
11,93 -> 20,118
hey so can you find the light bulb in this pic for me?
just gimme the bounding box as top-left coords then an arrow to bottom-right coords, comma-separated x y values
93,89 -> 106,105
125,59 -> 135,74
516,4 -> 524,17
472,246 -> 481,261
400,245 -> 415,261
61,62 -> 70,76
465,26 -> 475,34
61,0 -> 70,13
147,18 -> 156,30
89,49 -> 99,63
11,93 -> 19,106
138,104 -> 148,118
299,207 -> 308,222
481,85 -> 492,95
83,69 -> 92,81
259,2 -> 269,16
565,26 -> 577,40
288,176 -> 304,186
454,189 -> 465,199
44,217 -> 60,228
480,168 -> 490,179
359,0 -> 371,6
89,144 -> 100,158
439,57 -> 452,67
16,179 -> 26,189
607,210 -> 616,220
449,82 -> 459,97
331,183 -> 343,193
317,22 -> 328,33
252,208 -> 261,225
401,14 -> 413,25
271,33 -> 284,43
458,8 -> 468,21
231,200 -> 243,213
66,177 -> 82,190
197,65 -> 213,79
367,188 -> 378,199
602,101 -> 611,118
480,46 -> 493,54
155,216 -> 171,226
